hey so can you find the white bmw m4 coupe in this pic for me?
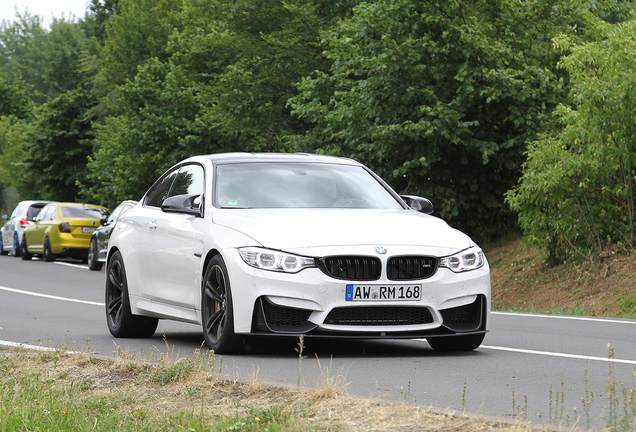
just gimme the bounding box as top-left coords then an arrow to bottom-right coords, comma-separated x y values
105,153 -> 491,353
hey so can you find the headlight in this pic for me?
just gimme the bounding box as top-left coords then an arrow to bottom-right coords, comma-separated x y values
439,247 -> 485,273
238,247 -> 316,273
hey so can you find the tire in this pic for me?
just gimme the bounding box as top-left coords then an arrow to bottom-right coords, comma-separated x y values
427,333 -> 485,352
88,238 -> 103,271
105,250 -> 158,338
20,235 -> 32,260
0,236 -> 7,255
43,237 -> 56,262
201,255 -> 240,353
13,233 -> 21,257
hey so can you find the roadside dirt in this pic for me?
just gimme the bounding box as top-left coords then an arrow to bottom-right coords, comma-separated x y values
0,351 -> 555,432
486,239 -> 636,318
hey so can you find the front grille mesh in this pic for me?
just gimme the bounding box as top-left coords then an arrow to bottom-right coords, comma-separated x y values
321,256 -> 381,280
440,297 -> 483,331
387,256 -> 438,280
324,307 -> 434,326
441,304 -> 475,327
262,301 -> 312,327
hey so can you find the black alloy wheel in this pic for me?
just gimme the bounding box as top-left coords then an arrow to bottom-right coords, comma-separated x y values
43,237 -> 56,262
88,238 -> 102,271
13,233 -> 21,257
0,236 -> 7,255
20,235 -> 32,260
426,333 -> 485,352
105,250 -> 158,338
201,255 -> 240,353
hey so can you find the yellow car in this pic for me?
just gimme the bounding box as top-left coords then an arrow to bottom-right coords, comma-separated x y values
21,202 -> 110,263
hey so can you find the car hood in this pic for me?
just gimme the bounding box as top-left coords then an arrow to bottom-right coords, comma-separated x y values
212,208 -> 474,253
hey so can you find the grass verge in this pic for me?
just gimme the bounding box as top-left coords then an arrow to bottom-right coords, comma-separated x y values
0,347 -> 553,432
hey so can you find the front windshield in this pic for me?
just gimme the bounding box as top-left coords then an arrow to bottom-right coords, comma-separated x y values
215,162 -> 403,209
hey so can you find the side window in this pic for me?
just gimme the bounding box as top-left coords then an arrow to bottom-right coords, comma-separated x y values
106,205 -> 124,225
36,205 -> 54,222
169,164 -> 205,208
26,205 -> 45,220
45,206 -> 56,221
145,169 -> 179,208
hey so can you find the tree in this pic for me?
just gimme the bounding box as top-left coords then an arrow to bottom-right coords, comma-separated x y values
0,117 -> 28,190
98,0 -> 184,87
0,73 -> 33,119
85,0 -> 358,207
0,73 -> 32,191
19,86 -> 96,202
288,0 -> 582,238
81,0 -> 120,43
0,13 -> 89,103
506,19 -> 636,263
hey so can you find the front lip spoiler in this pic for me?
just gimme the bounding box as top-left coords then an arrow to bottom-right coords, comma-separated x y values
251,294 -> 489,339
246,329 -> 488,340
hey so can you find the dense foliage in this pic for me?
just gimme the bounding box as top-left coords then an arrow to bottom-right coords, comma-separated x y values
289,0 -> 585,237
506,19 -> 636,263
0,0 -> 634,257
85,0 -> 354,205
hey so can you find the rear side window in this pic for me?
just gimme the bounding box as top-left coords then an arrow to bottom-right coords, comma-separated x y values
36,205 -> 55,221
26,204 -> 47,220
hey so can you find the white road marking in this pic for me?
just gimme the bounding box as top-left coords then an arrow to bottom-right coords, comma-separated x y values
53,261 -> 90,270
0,285 -> 104,306
492,311 -> 636,326
1,286 -> 635,364
480,345 -> 636,365
0,340 -> 66,352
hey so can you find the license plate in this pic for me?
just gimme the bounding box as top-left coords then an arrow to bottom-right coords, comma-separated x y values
81,227 -> 96,233
346,284 -> 421,301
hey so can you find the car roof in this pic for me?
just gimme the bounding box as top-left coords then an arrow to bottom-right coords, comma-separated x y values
203,152 -> 361,166
18,200 -> 53,206
46,202 -> 108,209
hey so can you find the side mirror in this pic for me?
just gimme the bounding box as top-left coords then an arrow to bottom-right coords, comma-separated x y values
400,195 -> 434,215
100,216 -> 109,226
161,194 -> 203,216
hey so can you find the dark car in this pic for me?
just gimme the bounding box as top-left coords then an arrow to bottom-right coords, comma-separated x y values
88,200 -> 137,270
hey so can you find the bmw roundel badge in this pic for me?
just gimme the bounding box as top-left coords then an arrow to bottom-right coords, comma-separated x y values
375,246 -> 387,254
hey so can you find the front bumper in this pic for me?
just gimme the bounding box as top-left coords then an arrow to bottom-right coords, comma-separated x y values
251,293 -> 488,339
223,248 -> 491,339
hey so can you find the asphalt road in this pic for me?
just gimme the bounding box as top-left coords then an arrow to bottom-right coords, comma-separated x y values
1,255 -> 635,429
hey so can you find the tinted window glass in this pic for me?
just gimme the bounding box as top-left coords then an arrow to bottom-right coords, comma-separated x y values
215,163 -> 402,209
61,206 -> 109,219
45,206 -> 56,221
105,204 -> 124,224
36,205 -> 54,221
27,203 -> 47,220
145,169 -> 179,207
169,164 -> 204,208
